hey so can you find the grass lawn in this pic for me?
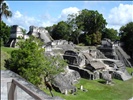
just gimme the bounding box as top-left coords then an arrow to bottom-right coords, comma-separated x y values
1,46 -> 17,70
43,76 -> 133,100
1,46 -> 18,55
126,67 -> 133,75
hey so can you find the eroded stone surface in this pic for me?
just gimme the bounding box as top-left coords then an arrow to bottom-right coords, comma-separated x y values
52,69 -> 80,93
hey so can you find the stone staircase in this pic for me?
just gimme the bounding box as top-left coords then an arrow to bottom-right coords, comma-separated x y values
115,70 -> 132,81
96,50 -> 107,59
1,70 -> 63,100
115,46 -> 132,67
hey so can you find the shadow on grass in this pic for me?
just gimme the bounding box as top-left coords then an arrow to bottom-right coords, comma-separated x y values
98,80 -> 106,84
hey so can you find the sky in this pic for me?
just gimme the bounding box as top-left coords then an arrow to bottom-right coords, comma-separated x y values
3,1 -> 133,32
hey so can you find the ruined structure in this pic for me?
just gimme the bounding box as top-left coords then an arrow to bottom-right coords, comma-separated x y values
98,38 -> 132,67
6,25 -> 53,47
6,25 -> 132,93
6,25 -> 24,47
27,26 -> 53,43
98,38 -> 117,59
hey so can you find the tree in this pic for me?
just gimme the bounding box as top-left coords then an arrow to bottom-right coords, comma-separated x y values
45,24 -> 56,37
67,9 -> 107,45
76,9 -> 107,35
70,29 -> 81,44
0,21 -> 11,46
20,27 -> 27,39
102,28 -> 119,41
5,36 -> 67,89
67,13 -> 83,44
52,21 -> 71,40
119,22 -> 133,57
90,31 -> 102,45
21,28 -> 26,35
46,9 -> 107,45
0,0 -> 12,21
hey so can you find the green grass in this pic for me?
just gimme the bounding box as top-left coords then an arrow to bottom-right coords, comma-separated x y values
1,51 -> 10,70
126,67 -> 133,75
1,46 -> 18,55
42,78 -> 133,100
1,46 -> 17,70
43,67 -> 133,100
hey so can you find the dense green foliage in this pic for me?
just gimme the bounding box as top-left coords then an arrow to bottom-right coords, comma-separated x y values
69,9 -> 107,45
0,21 -> 11,45
5,36 -> 66,86
75,9 -> 107,35
102,28 -> 119,41
45,24 -> 56,36
119,22 -> 133,56
51,21 -> 71,40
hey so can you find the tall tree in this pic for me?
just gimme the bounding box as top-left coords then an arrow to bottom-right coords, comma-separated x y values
0,0 -> 12,21
76,9 -> 107,35
52,21 -> 71,40
119,22 -> 133,57
45,24 -> 57,37
67,13 -> 83,44
67,9 -> 107,45
102,28 -> 119,41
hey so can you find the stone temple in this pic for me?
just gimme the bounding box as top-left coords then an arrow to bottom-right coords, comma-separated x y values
5,25 -> 133,93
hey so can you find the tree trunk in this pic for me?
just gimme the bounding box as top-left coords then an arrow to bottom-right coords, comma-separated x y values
49,89 -> 54,97
76,37 -> 79,44
44,77 -> 54,97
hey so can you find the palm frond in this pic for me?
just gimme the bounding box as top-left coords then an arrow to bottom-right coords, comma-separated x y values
1,1 -> 12,20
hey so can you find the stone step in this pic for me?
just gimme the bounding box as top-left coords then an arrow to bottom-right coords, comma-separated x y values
116,71 -> 132,81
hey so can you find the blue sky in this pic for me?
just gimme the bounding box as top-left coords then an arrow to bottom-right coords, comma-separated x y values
3,1 -> 133,32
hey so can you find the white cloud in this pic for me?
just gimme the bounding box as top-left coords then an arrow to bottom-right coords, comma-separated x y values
58,7 -> 80,21
14,11 -> 22,18
40,7 -> 80,27
107,4 -> 133,31
41,21 -> 54,27
6,11 -> 60,32
5,7 -> 80,32
6,11 -> 36,30
5,10 -> 60,31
